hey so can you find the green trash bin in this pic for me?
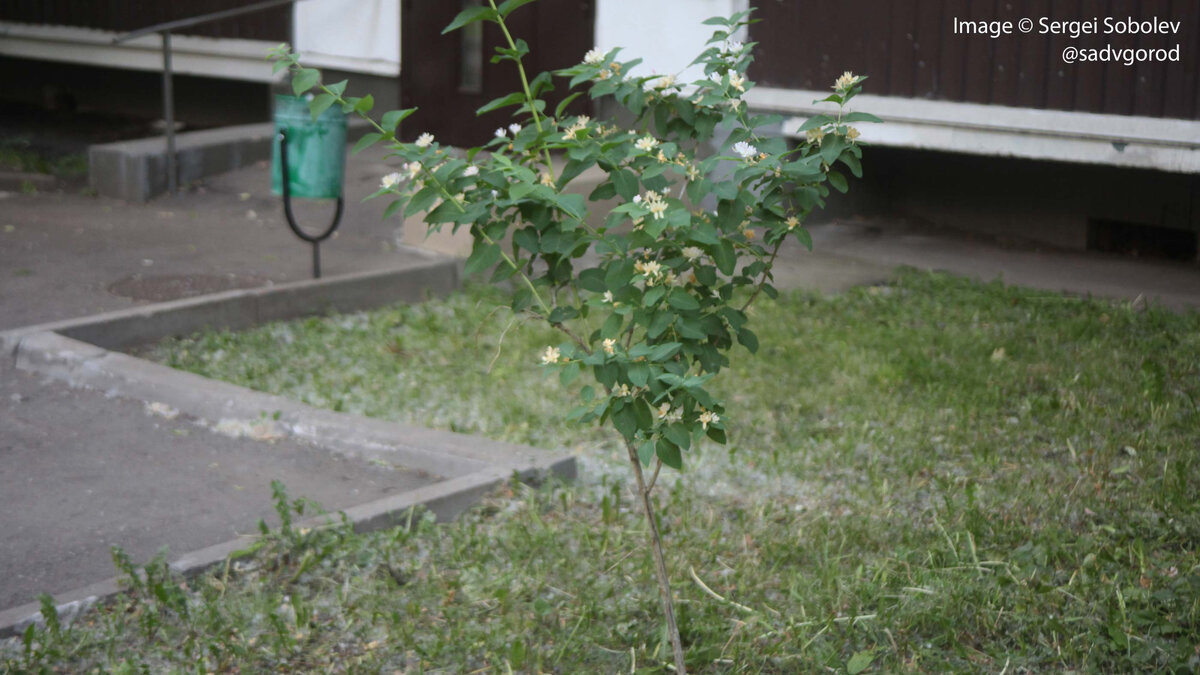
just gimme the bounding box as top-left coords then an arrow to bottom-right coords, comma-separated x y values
271,94 -> 346,199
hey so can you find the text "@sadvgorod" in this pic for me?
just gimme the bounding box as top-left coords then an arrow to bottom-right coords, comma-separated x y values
952,16 -> 1183,66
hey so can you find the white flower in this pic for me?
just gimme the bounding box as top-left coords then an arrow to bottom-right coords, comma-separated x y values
723,39 -> 744,54
583,47 -> 605,65
614,383 -> 632,398
648,200 -> 668,220
380,172 -> 403,189
632,195 -> 642,204
635,135 -> 658,152
494,127 -> 507,138
403,161 -> 422,178
654,74 -> 676,90
415,132 -> 434,148
834,71 -> 858,92
728,72 -> 746,93
698,410 -> 719,430
656,403 -> 682,423
603,290 -> 614,303
602,338 -> 616,355
540,346 -> 562,365
491,190 -> 499,199
732,141 -> 757,159
682,246 -> 703,262
462,165 -> 479,177
508,123 -> 522,135
641,260 -> 663,278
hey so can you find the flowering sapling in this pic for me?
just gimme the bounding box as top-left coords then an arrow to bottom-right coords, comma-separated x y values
270,3 -> 876,670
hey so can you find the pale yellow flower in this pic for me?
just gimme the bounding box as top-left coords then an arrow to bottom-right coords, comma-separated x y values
785,215 -> 800,230
380,172 -> 403,189
834,71 -> 858,92
415,132 -> 435,148
540,346 -> 561,365
681,246 -> 703,262
846,126 -> 861,142
603,338 -> 616,355
728,72 -> 746,93
635,135 -> 659,152
698,410 -> 719,429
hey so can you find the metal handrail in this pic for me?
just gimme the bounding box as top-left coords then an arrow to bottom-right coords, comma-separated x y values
112,0 -> 300,45
111,0 -> 303,196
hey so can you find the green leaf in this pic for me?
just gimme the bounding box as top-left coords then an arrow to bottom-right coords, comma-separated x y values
553,193 -> 587,220
604,260 -> 634,291
737,327 -> 759,354
820,133 -> 846,165
497,0 -> 538,17
464,241 -> 501,277
554,91 -> 584,118
627,363 -> 650,388
381,198 -> 405,220
846,650 -> 876,675
841,111 -> 883,124
601,312 -> 623,338
713,240 -> 736,275
611,169 -> 639,201
381,108 -> 416,132
477,92 -> 526,116
354,94 -> 374,114
513,227 -> 539,253
705,425 -> 727,444
443,5 -> 497,34
309,93 -> 337,119
828,170 -> 848,193
559,361 -> 580,386
405,185 -> 438,217
647,311 -> 673,338
637,440 -> 656,466
291,68 -> 320,95
548,306 -> 578,324
656,439 -> 683,470
612,404 -> 638,439
643,286 -> 666,307
352,132 -> 383,155
663,424 -> 690,450
579,268 -> 607,293
326,79 -> 348,97
668,290 -> 700,311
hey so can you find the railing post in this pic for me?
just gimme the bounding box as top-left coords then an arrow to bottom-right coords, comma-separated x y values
161,30 -> 177,196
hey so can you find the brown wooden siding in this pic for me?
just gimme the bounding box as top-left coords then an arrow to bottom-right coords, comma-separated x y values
749,0 -> 1200,120
0,1 -> 290,40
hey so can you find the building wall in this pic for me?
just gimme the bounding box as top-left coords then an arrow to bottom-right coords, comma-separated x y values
749,0 -> 1200,121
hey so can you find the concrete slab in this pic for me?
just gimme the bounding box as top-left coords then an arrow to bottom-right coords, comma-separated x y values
0,363 -> 436,614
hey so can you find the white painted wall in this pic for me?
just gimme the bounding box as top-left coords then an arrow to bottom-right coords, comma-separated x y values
294,0 -> 400,77
595,0 -> 747,83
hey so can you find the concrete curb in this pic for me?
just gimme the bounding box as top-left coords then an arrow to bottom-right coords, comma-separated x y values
0,258 -> 576,638
1,257 -> 461,354
88,119 -> 375,203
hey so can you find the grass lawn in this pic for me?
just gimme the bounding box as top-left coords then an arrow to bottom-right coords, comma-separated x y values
5,269 -> 1198,673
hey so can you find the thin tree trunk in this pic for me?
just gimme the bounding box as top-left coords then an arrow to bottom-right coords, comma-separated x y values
626,442 -> 687,673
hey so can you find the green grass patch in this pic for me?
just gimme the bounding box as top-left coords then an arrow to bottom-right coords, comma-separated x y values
6,269 -> 1199,673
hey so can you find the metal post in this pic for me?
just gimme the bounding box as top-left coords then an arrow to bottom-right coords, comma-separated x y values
161,30 -> 177,196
